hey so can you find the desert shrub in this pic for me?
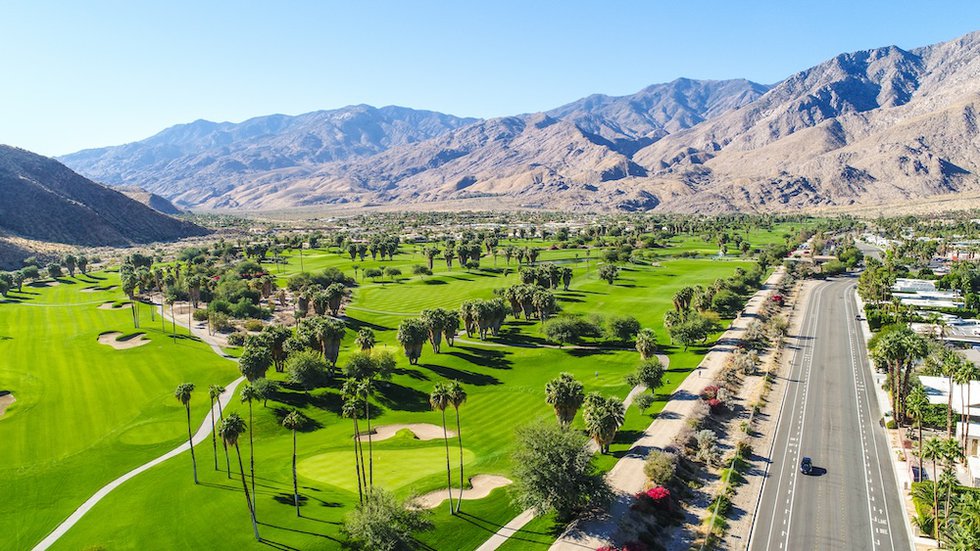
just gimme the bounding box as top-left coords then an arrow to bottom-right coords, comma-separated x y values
192,309 -> 209,322
227,332 -> 247,346
243,319 -> 264,332
634,393 -> 656,412
643,450 -> 677,486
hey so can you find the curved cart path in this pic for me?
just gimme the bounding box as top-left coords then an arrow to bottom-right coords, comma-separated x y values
32,300 -> 242,551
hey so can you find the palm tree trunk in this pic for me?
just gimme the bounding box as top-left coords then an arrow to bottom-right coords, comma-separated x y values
948,375 -> 954,437
352,419 -> 364,504
210,400 -> 219,470
933,458 -> 940,541
441,409 -> 454,515
235,444 -> 260,541
455,406 -> 464,513
918,422 -> 923,479
248,401 -> 255,502
365,401 -> 374,489
292,428 -> 300,516
131,301 -> 138,329
354,415 -> 368,494
186,405 -> 198,484
967,385 -> 973,464
218,407 -> 231,478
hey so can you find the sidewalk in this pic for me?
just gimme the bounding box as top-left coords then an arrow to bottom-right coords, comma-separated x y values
546,268 -> 786,550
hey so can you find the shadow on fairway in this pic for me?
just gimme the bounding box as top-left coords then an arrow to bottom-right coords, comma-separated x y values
375,381 -> 432,412
343,315 -> 391,333
419,363 -> 501,386
422,279 -> 448,285
447,347 -> 512,370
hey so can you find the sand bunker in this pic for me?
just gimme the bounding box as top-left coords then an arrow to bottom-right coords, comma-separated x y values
0,392 -> 15,417
414,475 -> 513,509
357,423 -> 456,442
97,331 -> 150,350
29,281 -> 60,288
80,286 -> 116,293
97,302 -> 128,310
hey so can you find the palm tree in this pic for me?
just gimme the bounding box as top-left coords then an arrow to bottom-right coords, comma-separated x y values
955,360 -> 979,461
282,409 -> 303,517
545,373 -> 585,429
219,414 -> 260,541
941,437 -> 962,531
922,437 -> 944,540
635,328 -> 657,360
209,384 -> 231,477
174,383 -> 198,484
355,328 -> 376,351
240,384 -> 259,499
430,383 -> 455,515
448,381 -> 467,513
583,395 -> 626,453
906,385 -> 928,478
342,380 -> 367,504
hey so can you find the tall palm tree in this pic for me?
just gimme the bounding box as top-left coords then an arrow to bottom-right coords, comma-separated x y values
941,437 -> 962,531
219,414 -> 260,541
240,384 -> 259,499
342,380 -> 367,504
545,373 -> 585,429
906,385 -> 929,479
953,360 -> 973,460
209,384 -> 231,477
430,382 -> 455,515
174,383 -> 198,484
355,328 -> 376,352
448,381 -> 467,513
282,409 -> 303,517
922,437 -> 944,540
583,395 -> 626,453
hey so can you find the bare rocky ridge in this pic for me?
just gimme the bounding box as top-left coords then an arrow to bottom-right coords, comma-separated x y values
0,145 -> 208,248
115,186 -> 183,215
59,30 -> 980,213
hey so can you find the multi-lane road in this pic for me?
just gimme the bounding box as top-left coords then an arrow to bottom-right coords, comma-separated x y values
748,277 -> 911,551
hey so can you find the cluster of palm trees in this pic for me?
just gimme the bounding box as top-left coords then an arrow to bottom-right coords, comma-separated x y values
518,264 -> 573,291
429,381 -> 467,514
918,436 -> 964,542
501,284 -> 557,322
544,372 -> 626,454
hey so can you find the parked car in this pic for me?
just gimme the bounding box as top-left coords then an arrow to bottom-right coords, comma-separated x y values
800,457 -> 813,475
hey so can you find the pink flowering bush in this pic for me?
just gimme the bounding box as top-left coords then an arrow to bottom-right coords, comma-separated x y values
701,385 -> 719,400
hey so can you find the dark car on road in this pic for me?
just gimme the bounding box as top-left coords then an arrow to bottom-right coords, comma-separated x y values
800,457 -> 813,475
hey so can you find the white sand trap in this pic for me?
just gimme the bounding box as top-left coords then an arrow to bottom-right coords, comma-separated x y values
357,423 -> 456,442
414,475 -> 513,509
97,332 -> 150,350
0,393 -> 15,417
97,302 -> 127,310
81,287 -> 98,293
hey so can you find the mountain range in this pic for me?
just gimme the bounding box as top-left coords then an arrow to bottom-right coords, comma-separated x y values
59,30 -> 980,213
0,145 -> 207,264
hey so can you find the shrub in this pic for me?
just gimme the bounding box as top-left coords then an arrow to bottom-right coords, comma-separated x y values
543,316 -> 603,345
707,398 -> 724,412
701,385 -> 720,400
607,315 -> 641,342
226,332 -> 247,346
634,393 -> 656,412
886,419 -> 898,429
243,319 -> 264,332
192,309 -> 209,321
643,451 -> 677,486
343,488 -> 432,550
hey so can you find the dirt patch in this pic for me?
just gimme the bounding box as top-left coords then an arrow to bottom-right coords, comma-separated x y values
357,423 -> 455,442
414,474 -> 513,509
97,331 -> 150,350
0,392 -> 14,417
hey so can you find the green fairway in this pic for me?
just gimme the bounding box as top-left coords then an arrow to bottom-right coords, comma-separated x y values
0,225 -> 788,551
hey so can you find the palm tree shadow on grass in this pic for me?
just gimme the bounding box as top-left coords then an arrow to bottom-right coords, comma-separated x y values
271,407 -> 325,431
272,493 -> 344,513
446,347 -> 513,370
257,521 -> 343,543
418,363 -> 501,386
343,315 -> 392,333
374,381 -> 432,412
392,367 -> 430,381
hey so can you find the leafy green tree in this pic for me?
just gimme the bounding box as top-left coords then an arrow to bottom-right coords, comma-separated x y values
429,383 -> 455,514
583,394 -> 625,453
448,381 -> 467,513
286,350 -> 327,393
607,315 -> 640,343
252,377 -> 276,407
626,357 -> 666,392
174,383 -> 198,484
219,413 -> 260,541
239,338 -> 273,381
343,488 -> 432,551
545,373 -> 585,428
597,263 -> 619,284
510,423 -> 611,522
63,254 -> 77,277
282,409 -> 303,516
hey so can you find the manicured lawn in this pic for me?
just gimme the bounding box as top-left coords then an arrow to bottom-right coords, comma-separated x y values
0,273 -> 238,550
3,230 -> 780,550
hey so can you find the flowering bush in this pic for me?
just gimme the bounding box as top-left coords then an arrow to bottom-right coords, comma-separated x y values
708,398 -> 724,412
771,294 -> 784,305
646,486 -> 670,501
701,385 -> 720,400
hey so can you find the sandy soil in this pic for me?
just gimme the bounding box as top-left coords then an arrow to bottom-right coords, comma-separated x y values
97,331 -> 150,350
0,393 -> 15,417
97,302 -> 127,310
414,475 -> 513,509
81,285 -> 117,293
356,423 -> 456,442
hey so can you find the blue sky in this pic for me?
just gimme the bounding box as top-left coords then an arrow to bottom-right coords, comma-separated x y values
2,1 -> 977,156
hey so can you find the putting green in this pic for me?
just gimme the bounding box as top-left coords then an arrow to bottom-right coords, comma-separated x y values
117,420 -> 189,446
299,442 -> 476,494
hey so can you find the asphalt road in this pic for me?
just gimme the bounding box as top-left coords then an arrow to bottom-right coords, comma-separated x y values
748,277 -> 911,551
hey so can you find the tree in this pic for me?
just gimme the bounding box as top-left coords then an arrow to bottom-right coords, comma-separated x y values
695,429 -> 720,465
325,282 -> 346,316
542,316 -> 601,346
922,437 -> 944,540
174,383 -> 198,484
397,318 -> 428,365
545,373 -> 585,428
209,384 -> 232,477
355,328 -> 376,351
906,385 -> 928,479
635,328 -> 658,360
343,488 -> 432,551
77,255 -> 88,274
219,414 -> 260,541
954,359 -> 978,460
626,357 -> 666,392
583,394 -> 625,453
252,378 -> 276,407
343,380 -> 369,503
261,324 -> 291,372
240,384 -> 259,499
869,326 -> 928,424
510,423 -> 611,522
421,308 -> 454,353
429,383 -> 455,514
282,409 -> 303,517
448,381 -> 467,513
607,315 -> 640,343
711,290 -> 743,317
598,264 -> 619,285
286,350 -> 327,393
63,254 -> 77,277
239,339 -> 273,381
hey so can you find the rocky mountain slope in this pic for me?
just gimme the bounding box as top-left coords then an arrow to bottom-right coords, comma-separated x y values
115,186 -> 183,215
0,145 -> 208,247
60,31 -> 980,212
